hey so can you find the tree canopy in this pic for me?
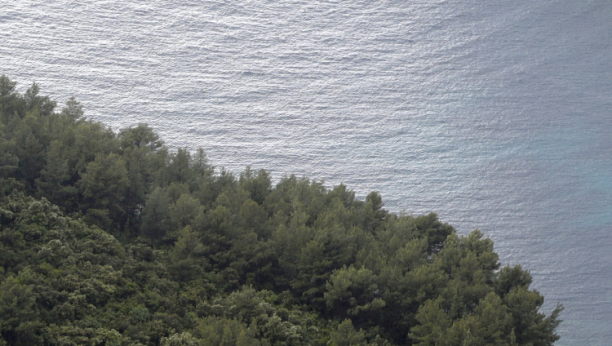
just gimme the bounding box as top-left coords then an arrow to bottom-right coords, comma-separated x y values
0,75 -> 562,345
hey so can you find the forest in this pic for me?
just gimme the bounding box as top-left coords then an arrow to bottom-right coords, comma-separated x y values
0,75 -> 562,345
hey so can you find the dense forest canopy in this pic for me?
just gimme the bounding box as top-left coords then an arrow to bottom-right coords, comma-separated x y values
0,75 -> 562,345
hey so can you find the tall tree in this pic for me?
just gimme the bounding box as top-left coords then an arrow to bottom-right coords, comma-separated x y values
77,153 -> 129,231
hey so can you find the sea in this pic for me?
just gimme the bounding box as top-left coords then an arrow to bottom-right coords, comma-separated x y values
1,1 -> 611,344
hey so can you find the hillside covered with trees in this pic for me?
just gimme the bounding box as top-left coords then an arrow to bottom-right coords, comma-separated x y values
0,75 -> 562,345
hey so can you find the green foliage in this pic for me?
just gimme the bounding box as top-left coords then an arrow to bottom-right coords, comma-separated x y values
330,319 -> 366,346
161,332 -> 199,346
169,226 -> 208,283
195,317 -> 260,346
45,325 -> 126,346
141,187 -> 173,241
78,153 -> 129,231
169,194 -> 203,232
0,275 -> 43,345
240,166 -> 272,206
0,76 -> 563,346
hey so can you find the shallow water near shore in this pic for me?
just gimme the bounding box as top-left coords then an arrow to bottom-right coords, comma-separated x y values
2,0 -> 611,344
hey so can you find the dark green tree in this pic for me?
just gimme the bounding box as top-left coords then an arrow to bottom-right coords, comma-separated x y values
77,153 -> 129,231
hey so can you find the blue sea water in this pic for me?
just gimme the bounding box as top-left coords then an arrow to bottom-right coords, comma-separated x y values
1,0 -> 611,344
